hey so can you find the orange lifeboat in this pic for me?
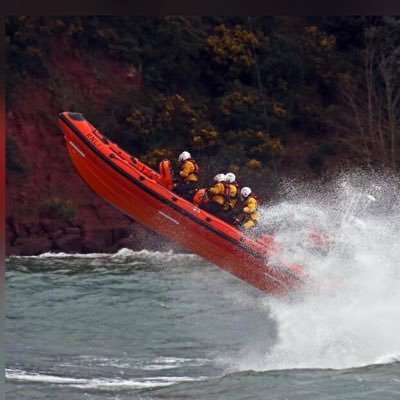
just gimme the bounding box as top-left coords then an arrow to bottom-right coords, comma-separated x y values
58,111 -> 305,295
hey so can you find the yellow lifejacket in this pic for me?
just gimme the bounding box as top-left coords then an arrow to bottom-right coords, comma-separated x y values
208,182 -> 226,206
242,195 -> 260,229
179,159 -> 199,181
224,182 -> 239,210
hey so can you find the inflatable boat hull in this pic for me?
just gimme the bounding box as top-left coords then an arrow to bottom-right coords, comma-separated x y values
58,112 -> 304,295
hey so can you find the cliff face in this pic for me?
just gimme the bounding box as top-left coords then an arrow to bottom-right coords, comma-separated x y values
6,41 -> 172,256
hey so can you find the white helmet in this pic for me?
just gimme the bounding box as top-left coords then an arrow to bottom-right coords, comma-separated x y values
240,187 -> 252,198
225,172 -> 236,183
214,173 -> 226,182
178,151 -> 191,163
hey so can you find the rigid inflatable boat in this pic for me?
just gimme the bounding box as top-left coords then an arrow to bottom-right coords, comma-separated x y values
58,112 -> 306,295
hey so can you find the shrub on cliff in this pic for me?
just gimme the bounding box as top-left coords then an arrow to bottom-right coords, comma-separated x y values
39,197 -> 76,223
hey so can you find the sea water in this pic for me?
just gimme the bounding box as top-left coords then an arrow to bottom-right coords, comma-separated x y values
6,171 -> 400,399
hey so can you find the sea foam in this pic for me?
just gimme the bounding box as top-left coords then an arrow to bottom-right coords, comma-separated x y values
231,170 -> 400,371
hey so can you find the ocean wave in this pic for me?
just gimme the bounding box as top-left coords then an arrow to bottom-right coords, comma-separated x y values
64,355 -> 210,370
374,354 -> 400,365
8,247 -> 200,262
5,368 -> 206,390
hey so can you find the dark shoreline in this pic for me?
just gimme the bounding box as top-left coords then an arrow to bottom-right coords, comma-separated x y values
6,220 -> 187,257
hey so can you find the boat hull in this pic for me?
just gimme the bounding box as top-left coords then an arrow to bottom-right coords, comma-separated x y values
58,112 -> 303,295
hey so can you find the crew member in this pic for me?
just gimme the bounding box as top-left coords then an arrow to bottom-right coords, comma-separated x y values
235,187 -> 260,229
221,172 -> 240,223
224,172 -> 240,211
174,151 -> 199,201
201,173 -> 227,218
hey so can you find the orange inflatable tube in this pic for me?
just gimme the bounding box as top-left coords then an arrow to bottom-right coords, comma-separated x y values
58,112 -> 306,295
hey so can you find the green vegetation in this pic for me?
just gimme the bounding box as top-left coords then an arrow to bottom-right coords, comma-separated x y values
39,197 -> 76,222
6,16 -> 400,185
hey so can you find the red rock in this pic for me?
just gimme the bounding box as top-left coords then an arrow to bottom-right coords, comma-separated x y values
6,230 -> 16,254
64,227 -> 81,236
54,234 -> 83,253
11,236 -> 53,256
50,229 -> 64,240
29,223 -> 43,235
81,240 -> 105,253
84,228 -> 113,248
112,227 -> 129,242
15,224 -> 29,238
112,235 -> 136,251
6,40 -> 142,256
40,219 -> 59,233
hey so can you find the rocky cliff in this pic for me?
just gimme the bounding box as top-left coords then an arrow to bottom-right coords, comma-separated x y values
6,41 -> 175,256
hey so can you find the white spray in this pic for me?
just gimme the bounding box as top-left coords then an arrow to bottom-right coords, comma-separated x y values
234,171 -> 400,371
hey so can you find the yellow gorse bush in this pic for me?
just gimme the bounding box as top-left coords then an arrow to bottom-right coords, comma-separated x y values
126,110 -> 152,137
301,25 -> 338,83
219,90 -> 257,116
142,147 -> 174,166
155,94 -> 198,127
192,125 -> 219,151
246,158 -> 262,169
207,24 -> 259,67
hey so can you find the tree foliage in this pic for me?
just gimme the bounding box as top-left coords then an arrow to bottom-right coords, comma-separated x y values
6,16 -> 400,182
338,19 -> 400,169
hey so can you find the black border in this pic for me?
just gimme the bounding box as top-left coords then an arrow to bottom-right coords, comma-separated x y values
4,1 -> 400,16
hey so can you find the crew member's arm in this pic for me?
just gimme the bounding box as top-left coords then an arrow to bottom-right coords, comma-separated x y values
179,161 -> 193,178
209,182 -> 223,195
243,197 -> 257,213
230,185 -> 238,198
